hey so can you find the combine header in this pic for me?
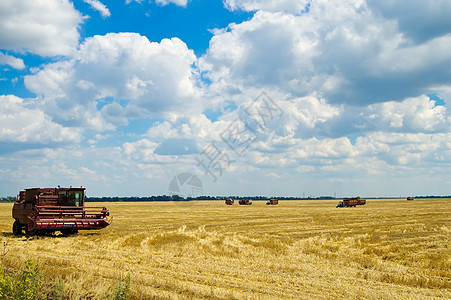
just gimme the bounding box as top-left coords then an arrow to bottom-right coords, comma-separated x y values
12,187 -> 110,235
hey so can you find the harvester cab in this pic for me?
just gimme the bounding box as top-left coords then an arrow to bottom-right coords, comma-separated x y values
13,186 -> 110,236
336,201 -> 345,208
58,187 -> 84,206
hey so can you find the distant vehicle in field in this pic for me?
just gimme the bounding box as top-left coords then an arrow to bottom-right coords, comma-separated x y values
238,199 -> 252,205
266,199 -> 278,205
12,186 -> 110,235
407,197 -> 414,201
336,197 -> 366,208
225,198 -> 234,205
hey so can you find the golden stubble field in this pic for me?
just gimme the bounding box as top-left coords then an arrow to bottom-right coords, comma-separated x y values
0,198 -> 450,299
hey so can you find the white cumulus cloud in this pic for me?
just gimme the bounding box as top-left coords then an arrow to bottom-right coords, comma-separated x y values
1,0 -> 450,197
0,52 -> 25,70
126,0 -> 188,6
155,0 -> 188,6
83,0 -> 111,18
24,33 -> 202,130
224,0 -> 310,13
202,1 -> 451,106
367,0 -> 451,44
0,95 -> 81,145
0,0 -> 82,56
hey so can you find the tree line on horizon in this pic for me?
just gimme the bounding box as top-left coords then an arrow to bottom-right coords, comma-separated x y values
85,195 -> 450,202
1,195 -> 449,203
84,195 -> 338,202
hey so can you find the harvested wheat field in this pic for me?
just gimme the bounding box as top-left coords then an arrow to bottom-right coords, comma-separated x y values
0,198 -> 450,299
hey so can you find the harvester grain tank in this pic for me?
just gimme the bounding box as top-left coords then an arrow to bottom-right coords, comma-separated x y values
225,198 -> 234,205
336,197 -> 366,208
238,199 -> 252,205
266,199 -> 278,205
12,186 -> 110,235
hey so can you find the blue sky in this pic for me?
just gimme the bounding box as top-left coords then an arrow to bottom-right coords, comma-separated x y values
0,0 -> 450,197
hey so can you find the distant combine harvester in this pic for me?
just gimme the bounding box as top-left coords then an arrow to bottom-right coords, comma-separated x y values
238,199 -> 252,205
225,198 -> 234,205
266,199 -> 278,205
336,197 -> 366,208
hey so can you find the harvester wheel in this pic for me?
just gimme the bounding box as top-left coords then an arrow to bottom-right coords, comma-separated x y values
13,220 -> 22,236
24,225 -> 35,236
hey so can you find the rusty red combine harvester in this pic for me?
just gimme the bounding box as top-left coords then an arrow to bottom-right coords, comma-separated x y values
12,186 -> 110,235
